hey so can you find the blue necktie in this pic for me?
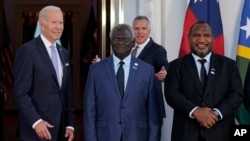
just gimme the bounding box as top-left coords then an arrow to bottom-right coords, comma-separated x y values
51,45 -> 61,86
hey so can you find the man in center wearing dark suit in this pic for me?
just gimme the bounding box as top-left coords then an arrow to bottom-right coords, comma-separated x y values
131,15 -> 168,122
84,24 -> 162,141
164,21 -> 243,141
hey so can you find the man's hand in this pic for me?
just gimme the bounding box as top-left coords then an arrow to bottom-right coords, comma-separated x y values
192,107 -> 219,129
91,55 -> 101,64
155,66 -> 167,81
65,128 -> 74,141
34,120 -> 54,140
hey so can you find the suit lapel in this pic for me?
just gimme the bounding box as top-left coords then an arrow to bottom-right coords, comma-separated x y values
123,57 -> 138,100
137,38 -> 153,60
56,44 -> 67,89
36,36 -> 59,86
104,57 -> 123,100
184,54 -> 203,95
203,54 -> 218,96
36,37 -> 58,84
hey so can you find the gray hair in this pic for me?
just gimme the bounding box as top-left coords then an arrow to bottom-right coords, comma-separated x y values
132,15 -> 151,28
110,24 -> 134,40
38,5 -> 62,22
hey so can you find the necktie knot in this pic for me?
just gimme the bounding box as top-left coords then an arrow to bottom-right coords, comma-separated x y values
119,61 -> 124,66
198,59 -> 206,65
51,44 -> 56,49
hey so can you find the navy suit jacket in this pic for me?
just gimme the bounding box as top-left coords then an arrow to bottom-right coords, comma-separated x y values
165,53 -> 243,141
14,36 -> 75,140
84,55 -> 162,141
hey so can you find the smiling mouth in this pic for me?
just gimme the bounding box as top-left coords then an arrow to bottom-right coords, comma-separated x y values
196,44 -> 207,48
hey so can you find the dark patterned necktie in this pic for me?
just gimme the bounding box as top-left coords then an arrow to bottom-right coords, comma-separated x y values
198,59 -> 207,89
116,61 -> 124,98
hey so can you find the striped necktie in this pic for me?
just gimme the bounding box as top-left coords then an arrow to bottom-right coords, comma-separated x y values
131,46 -> 139,57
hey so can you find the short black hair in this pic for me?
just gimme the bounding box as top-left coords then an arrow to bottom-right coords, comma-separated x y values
188,21 -> 213,37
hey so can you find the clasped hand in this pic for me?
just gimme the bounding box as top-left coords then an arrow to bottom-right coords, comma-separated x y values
192,107 -> 219,129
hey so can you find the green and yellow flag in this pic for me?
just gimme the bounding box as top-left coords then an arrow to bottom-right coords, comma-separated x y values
235,0 -> 250,124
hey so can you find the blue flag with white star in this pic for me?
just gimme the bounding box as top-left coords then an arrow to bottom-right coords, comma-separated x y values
236,0 -> 250,124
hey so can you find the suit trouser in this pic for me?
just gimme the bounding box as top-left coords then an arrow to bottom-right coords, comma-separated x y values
198,130 -> 206,141
57,113 -> 67,141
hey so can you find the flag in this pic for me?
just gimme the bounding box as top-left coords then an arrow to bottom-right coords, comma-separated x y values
179,0 -> 224,57
235,0 -> 250,125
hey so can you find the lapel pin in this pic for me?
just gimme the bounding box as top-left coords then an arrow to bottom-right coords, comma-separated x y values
133,63 -> 138,70
210,68 -> 215,75
65,63 -> 69,66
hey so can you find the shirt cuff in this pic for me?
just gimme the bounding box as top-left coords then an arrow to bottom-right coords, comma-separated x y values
213,108 -> 223,120
32,119 -> 42,129
66,126 -> 74,131
32,119 -> 74,131
189,106 -> 199,119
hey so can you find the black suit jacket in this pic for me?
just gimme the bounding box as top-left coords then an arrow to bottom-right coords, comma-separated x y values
137,38 -> 168,72
137,38 -> 168,120
165,53 -> 243,141
14,36 -> 75,140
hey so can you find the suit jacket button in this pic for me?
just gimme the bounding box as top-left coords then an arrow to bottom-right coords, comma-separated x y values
201,102 -> 205,106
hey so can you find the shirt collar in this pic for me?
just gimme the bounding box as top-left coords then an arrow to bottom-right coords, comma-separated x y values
192,52 -> 212,64
113,54 -> 131,67
40,34 -> 56,48
135,37 -> 150,49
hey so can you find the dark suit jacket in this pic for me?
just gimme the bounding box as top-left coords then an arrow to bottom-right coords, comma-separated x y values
137,38 -> 168,72
14,36 -> 75,140
84,55 -> 162,141
137,37 -> 168,119
164,53 -> 243,141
